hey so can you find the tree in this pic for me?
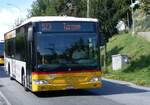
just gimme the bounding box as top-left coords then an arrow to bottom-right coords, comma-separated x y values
13,18 -> 24,28
141,0 -> 150,14
28,0 -> 65,17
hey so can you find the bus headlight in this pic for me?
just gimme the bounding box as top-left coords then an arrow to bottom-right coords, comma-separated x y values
34,80 -> 49,85
90,77 -> 101,82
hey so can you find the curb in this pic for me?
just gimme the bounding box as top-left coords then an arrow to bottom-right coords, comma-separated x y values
0,91 -> 11,105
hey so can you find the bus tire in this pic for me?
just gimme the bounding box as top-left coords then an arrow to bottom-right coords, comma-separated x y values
22,69 -> 29,91
10,76 -> 14,80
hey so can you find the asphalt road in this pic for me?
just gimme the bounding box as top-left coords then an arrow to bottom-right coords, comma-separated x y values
0,66 -> 150,105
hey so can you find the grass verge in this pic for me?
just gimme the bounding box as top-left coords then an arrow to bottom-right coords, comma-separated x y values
103,33 -> 150,86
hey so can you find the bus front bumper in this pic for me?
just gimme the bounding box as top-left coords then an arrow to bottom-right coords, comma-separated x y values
32,81 -> 102,92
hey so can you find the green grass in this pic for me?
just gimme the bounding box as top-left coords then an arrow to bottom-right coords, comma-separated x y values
104,33 -> 150,86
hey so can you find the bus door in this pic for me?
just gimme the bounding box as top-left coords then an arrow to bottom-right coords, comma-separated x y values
27,40 -> 33,71
26,26 -> 34,88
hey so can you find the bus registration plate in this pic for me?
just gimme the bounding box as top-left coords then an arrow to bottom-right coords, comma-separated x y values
66,85 -> 74,89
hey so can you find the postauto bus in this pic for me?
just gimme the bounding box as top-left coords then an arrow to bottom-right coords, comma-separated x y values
4,16 -> 102,92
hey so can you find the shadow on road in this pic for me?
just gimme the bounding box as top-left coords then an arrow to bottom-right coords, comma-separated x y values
34,80 -> 150,98
90,80 -> 150,95
0,85 -> 4,87
34,89 -> 96,98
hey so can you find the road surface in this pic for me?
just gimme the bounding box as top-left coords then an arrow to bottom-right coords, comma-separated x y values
0,66 -> 150,105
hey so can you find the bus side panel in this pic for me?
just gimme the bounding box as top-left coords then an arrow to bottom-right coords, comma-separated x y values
4,57 -> 26,84
14,59 -> 26,83
4,57 -> 13,77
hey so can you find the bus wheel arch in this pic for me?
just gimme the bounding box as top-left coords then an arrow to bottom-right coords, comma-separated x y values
8,63 -> 13,80
21,67 -> 29,91
8,63 -> 10,75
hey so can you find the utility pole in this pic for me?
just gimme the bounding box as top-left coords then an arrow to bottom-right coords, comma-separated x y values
131,0 -> 135,36
130,0 -> 140,36
61,0 -> 76,16
87,0 -> 89,17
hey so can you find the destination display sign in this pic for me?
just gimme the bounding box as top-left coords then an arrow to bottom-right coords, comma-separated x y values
37,22 -> 96,33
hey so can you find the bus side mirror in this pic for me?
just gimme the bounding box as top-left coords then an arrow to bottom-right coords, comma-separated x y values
27,26 -> 33,42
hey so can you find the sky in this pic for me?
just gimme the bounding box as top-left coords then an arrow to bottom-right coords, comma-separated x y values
0,0 -> 35,41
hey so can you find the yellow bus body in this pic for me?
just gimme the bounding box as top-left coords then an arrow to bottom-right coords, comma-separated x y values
0,57 -> 4,65
32,70 -> 102,92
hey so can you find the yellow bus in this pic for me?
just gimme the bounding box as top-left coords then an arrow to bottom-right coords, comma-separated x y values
4,16 -> 102,92
0,42 -> 4,65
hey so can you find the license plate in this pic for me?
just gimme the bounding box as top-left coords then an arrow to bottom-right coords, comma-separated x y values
66,86 -> 74,89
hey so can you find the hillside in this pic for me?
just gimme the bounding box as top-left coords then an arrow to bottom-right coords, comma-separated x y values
104,33 -> 150,86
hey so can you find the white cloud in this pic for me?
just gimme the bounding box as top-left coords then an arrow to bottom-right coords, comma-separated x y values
0,7 -> 26,41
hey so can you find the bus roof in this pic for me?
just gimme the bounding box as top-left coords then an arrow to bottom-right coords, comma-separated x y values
5,16 -> 98,35
21,16 -> 98,25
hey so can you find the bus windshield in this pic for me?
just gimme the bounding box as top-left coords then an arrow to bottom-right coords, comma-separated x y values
36,33 -> 99,72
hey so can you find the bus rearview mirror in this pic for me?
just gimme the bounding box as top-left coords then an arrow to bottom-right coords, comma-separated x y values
28,26 -> 33,42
